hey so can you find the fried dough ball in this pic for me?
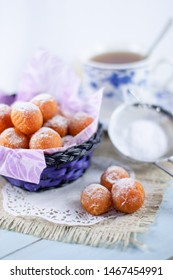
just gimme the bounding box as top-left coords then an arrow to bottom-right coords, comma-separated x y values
44,115 -> 68,137
81,183 -> 112,216
29,127 -> 62,149
69,112 -> 94,136
0,127 -> 29,149
111,178 -> 145,214
100,166 -> 129,191
0,104 -> 13,133
11,102 -> 43,135
31,93 -> 59,121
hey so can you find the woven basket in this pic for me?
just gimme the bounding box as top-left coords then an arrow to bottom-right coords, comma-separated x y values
5,123 -> 102,192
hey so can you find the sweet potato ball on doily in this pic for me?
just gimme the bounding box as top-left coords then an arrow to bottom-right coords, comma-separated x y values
111,178 -> 145,214
81,183 -> 112,216
100,166 -> 129,191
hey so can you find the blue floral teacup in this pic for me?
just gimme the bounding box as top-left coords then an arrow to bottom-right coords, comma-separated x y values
81,46 -> 151,127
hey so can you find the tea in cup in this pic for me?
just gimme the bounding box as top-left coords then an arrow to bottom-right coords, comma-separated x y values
81,45 -> 168,127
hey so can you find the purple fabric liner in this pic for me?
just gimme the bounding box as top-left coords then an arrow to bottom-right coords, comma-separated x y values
0,93 -> 16,105
5,153 -> 91,192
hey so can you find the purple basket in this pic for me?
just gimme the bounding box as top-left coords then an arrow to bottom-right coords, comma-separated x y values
1,94 -> 102,191
5,124 -> 102,191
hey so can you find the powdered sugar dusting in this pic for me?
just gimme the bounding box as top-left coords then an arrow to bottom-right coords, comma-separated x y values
112,178 -> 141,204
104,166 -> 129,184
81,183 -> 111,212
106,173 -> 119,184
0,128 -> 27,147
32,93 -> 55,104
107,166 -> 124,173
114,178 -> 135,189
0,104 -> 11,116
83,184 -> 109,199
31,127 -> 57,140
44,115 -> 68,128
8,133 -> 23,145
12,102 -> 40,113
73,112 -> 92,122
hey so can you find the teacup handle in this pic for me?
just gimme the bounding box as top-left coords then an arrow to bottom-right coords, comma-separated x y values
152,58 -> 173,88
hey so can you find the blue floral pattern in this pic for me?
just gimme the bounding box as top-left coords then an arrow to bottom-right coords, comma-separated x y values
82,63 -> 149,125
105,73 -> 132,88
83,64 -> 148,103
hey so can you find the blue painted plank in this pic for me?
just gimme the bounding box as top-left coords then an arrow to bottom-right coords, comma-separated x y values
0,229 -> 40,259
1,222 -> 173,260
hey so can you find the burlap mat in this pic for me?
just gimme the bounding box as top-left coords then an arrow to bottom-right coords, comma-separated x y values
0,134 -> 171,248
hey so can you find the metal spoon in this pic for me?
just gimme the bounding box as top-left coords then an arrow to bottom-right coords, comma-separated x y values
146,19 -> 173,57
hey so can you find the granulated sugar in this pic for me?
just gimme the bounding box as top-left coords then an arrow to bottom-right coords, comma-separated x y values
120,119 -> 168,162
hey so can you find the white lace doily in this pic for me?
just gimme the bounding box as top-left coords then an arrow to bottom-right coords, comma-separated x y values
2,157 -> 134,226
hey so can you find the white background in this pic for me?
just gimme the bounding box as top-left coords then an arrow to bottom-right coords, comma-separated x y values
0,0 -> 173,91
